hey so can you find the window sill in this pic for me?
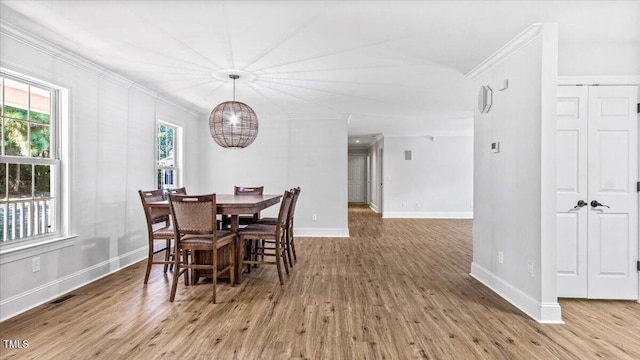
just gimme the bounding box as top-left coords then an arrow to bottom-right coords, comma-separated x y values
0,234 -> 79,265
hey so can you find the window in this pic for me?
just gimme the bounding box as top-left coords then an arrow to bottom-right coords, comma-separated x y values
0,74 -> 59,243
156,121 -> 180,190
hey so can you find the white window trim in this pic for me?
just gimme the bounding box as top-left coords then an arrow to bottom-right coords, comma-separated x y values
0,68 -> 72,252
155,119 -> 183,189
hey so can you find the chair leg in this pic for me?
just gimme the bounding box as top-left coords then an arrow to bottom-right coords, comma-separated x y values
285,229 -> 293,268
184,251 -> 190,286
290,228 -> 297,261
169,249 -> 181,302
275,245 -> 284,285
212,248 -> 217,304
282,241 -> 290,276
169,239 -> 175,271
144,241 -> 154,284
190,251 -> 198,285
246,239 -> 252,273
163,239 -> 171,273
230,241 -> 235,287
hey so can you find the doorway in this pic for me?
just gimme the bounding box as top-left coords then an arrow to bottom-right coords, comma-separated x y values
348,154 -> 366,203
556,85 -> 638,299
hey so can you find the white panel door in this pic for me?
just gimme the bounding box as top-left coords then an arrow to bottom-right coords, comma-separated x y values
557,85 -> 639,300
556,86 -> 589,297
348,155 -> 366,203
587,86 -> 638,299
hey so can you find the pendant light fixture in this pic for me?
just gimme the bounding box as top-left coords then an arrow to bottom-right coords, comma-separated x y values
209,74 -> 259,148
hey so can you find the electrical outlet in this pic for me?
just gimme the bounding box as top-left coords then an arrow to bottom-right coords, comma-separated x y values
311,214 -> 317,221
498,251 -> 504,264
527,261 -> 534,277
32,257 -> 41,273
416,202 -> 421,208
402,202 -> 406,208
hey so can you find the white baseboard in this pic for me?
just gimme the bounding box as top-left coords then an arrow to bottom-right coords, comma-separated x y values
294,228 -> 350,238
382,211 -> 473,219
0,247 -> 146,322
369,203 -> 380,213
470,262 -> 563,324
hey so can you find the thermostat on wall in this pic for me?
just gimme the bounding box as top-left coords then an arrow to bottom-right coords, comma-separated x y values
491,142 -> 500,153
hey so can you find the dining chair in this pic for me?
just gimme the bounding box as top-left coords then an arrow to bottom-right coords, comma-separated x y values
166,187 -> 187,197
168,193 -> 236,303
258,187 -> 301,267
222,185 -> 265,228
234,186 -> 264,195
238,190 -> 292,285
138,189 -> 175,284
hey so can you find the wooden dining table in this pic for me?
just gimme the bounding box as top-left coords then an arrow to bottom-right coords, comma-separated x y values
148,194 -> 282,284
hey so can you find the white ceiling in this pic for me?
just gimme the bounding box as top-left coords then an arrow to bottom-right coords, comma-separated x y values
1,1 -> 638,148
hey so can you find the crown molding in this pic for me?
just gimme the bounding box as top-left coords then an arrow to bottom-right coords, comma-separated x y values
0,20 -> 201,117
465,23 -> 543,79
0,20 -> 134,88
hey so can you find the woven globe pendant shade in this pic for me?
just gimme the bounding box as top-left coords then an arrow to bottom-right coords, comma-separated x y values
209,75 -> 259,148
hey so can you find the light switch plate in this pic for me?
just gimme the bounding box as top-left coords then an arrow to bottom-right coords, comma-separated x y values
491,142 -> 500,153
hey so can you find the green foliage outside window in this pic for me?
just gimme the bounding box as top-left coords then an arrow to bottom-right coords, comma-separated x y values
157,124 -> 174,165
3,105 -> 50,123
2,105 -> 51,158
1,106 -> 52,199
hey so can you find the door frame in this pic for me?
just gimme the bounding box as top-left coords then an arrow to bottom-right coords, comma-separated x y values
378,148 -> 384,214
559,75 -> 640,303
348,153 -> 367,203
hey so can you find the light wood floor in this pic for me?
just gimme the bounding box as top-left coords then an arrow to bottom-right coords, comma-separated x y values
1,204 -> 639,359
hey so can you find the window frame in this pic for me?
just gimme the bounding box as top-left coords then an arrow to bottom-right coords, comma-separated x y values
155,120 -> 182,191
0,70 -> 65,247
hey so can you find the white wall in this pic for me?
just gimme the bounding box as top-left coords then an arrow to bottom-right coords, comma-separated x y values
382,136 -> 473,218
468,24 -> 561,323
197,115 -> 349,237
559,42 -> 640,76
0,24 -> 199,320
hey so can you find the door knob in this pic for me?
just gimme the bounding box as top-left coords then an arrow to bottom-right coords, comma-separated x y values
573,200 -> 587,209
590,200 -> 610,208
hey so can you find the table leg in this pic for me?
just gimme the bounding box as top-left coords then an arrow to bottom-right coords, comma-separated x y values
230,215 -> 244,284
230,215 -> 239,233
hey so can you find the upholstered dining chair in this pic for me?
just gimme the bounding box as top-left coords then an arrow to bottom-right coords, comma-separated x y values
258,187 -> 301,267
168,193 -> 236,304
138,189 -> 175,284
222,186 -> 265,229
166,187 -> 187,197
234,186 -> 264,195
236,186 -> 264,225
238,190 -> 293,285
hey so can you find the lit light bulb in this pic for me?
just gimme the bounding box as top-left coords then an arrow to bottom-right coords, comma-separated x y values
229,114 -> 238,125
